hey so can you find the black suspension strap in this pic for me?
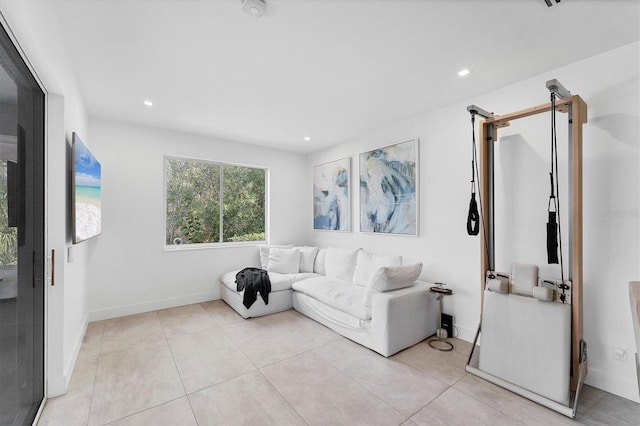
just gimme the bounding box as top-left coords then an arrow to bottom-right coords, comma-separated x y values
547,92 -> 567,301
467,113 -> 480,236
466,109 -> 492,272
547,93 -> 559,264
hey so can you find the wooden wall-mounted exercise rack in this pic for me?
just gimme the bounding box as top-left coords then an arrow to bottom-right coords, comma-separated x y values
478,94 -> 588,392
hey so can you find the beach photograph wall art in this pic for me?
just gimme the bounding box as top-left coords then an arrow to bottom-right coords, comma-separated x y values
313,157 -> 350,231
72,132 -> 102,243
359,138 -> 418,235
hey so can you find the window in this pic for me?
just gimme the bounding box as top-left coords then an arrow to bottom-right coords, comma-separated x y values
165,156 -> 266,247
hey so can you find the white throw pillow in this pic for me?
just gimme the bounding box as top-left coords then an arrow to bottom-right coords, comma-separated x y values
370,263 -> 422,292
363,263 -> 422,309
266,248 -> 300,274
259,244 -> 292,269
314,248 -> 327,275
297,246 -> 319,273
325,247 -> 361,282
353,251 -> 402,287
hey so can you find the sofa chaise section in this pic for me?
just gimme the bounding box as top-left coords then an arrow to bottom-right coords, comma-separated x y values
220,270 -> 318,319
292,276 -> 438,357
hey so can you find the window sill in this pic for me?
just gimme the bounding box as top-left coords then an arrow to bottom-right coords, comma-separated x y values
163,241 -> 266,252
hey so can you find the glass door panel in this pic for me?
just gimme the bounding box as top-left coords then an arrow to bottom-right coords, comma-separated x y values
0,22 -> 45,426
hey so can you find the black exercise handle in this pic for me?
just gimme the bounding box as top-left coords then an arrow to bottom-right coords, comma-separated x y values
467,193 -> 480,236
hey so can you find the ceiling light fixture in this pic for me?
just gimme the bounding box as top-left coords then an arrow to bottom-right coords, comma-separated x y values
144,100 -> 153,106
304,136 -> 311,141
458,69 -> 471,77
242,0 -> 267,17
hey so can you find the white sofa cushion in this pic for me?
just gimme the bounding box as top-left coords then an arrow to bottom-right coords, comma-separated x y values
353,251 -> 402,287
314,248 -> 327,275
220,270 -> 319,293
296,246 -> 319,273
267,247 -> 300,274
371,263 -> 423,292
292,276 -> 371,320
363,263 -> 422,308
325,247 -> 360,282
259,244 -> 293,269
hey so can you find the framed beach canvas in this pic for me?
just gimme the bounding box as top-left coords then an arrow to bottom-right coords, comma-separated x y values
359,138 -> 418,235
72,132 -> 102,243
313,157 -> 350,231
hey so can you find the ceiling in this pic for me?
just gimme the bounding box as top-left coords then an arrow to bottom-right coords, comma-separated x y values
50,0 -> 639,153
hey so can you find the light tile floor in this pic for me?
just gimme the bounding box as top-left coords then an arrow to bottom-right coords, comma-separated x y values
38,301 -> 640,425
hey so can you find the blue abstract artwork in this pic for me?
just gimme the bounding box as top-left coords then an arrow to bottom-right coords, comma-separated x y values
359,139 -> 417,235
313,157 -> 350,231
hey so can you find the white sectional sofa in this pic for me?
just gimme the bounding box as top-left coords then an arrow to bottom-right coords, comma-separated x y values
219,245 -> 439,357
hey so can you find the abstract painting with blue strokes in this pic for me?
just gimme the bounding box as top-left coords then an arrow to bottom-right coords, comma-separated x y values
359,139 -> 417,235
313,157 -> 350,231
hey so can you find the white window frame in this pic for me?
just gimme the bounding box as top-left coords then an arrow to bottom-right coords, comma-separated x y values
163,155 -> 269,250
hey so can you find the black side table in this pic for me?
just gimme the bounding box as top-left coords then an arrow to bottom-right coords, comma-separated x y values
428,285 -> 454,352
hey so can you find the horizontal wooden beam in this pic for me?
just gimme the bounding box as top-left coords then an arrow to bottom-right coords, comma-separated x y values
483,95 -> 582,129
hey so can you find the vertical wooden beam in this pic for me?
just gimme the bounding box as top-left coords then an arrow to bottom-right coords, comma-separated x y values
570,96 -> 587,391
479,121 -> 492,312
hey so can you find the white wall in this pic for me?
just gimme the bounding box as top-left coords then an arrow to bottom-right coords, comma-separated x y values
308,42 -> 640,402
3,0 -> 638,404
0,1 -> 91,396
86,118 -> 308,320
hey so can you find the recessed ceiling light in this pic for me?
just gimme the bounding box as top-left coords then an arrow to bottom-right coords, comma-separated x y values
242,0 -> 267,17
144,100 -> 153,106
304,136 -> 311,141
458,69 -> 471,77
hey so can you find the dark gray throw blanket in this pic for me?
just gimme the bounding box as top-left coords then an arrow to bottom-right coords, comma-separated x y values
235,268 -> 271,309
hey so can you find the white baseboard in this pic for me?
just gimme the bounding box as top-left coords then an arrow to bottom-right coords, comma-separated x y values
46,374 -> 67,398
585,366 -> 640,403
47,313 -> 89,397
64,314 -> 89,389
88,292 -> 216,322
453,322 -> 478,344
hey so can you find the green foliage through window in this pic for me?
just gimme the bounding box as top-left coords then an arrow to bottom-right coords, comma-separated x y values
165,157 -> 266,245
0,161 -> 16,266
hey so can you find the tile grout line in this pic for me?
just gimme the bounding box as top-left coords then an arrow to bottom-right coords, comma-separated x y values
258,342 -> 338,426
217,308 -> 437,423
446,374 -> 528,425
103,395 -> 192,426
257,367 -> 310,426
334,358 -> 450,419
83,322 -> 106,426
219,335 -> 259,372
405,378 -> 457,421
164,335 -> 189,397
185,369 -> 258,398
161,317 -> 198,425
99,312 -> 188,425
181,302 -> 259,423
388,341 -> 473,420
105,310 -> 199,424
306,347 -> 408,423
